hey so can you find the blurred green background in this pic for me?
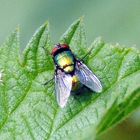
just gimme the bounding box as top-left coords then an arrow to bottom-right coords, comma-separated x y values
0,0 -> 140,139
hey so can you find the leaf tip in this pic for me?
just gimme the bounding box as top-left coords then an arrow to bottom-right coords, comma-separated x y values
43,21 -> 49,28
11,25 -> 20,38
73,17 -> 83,27
93,37 -> 104,46
38,21 -> 49,32
15,25 -> 20,38
79,15 -> 85,21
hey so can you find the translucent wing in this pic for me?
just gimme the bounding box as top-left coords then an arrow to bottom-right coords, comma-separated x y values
75,61 -> 102,92
55,69 -> 72,108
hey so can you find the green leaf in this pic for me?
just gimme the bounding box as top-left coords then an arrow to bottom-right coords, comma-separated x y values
0,19 -> 139,140
60,17 -> 88,58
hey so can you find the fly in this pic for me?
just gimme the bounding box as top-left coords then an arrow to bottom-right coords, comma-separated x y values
46,44 -> 102,108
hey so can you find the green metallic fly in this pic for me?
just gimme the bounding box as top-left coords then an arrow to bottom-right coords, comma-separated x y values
48,44 -> 102,108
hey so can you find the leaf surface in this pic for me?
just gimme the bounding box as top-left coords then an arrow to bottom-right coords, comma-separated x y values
0,19 -> 139,140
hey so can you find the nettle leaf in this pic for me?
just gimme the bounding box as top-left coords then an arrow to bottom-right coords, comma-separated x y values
0,19 -> 139,140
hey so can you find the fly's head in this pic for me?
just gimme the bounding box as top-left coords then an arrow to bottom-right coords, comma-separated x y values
51,44 -> 70,57
51,44 -> 75,74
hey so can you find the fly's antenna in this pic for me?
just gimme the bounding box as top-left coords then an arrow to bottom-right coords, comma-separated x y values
57,43 -> 61,48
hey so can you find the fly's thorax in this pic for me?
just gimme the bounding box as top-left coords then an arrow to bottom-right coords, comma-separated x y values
54,50 -> 75,73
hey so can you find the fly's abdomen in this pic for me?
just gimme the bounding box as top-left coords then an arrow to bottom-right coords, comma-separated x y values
72,75 -> 81,91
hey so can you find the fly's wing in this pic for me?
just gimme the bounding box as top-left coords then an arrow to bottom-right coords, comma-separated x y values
75,61 -> 102,93
55,69 -> 72,108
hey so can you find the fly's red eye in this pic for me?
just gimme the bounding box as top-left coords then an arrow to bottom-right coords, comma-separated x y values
51,44 -> 70,56
51,47 -> 59,56
61,44 -> 69,49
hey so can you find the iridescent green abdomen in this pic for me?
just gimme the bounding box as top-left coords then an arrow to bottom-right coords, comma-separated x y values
71,75 -> 81,91
54,51 -> 75,73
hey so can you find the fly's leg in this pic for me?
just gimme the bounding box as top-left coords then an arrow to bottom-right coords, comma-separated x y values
43,69 -> 57,86
44,77 -> 54,85
80,44 -> 95,61
42,46 -> 54,86
43,77 -> 54,95
74,45 -> 94,63
43,77 -> 54,94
